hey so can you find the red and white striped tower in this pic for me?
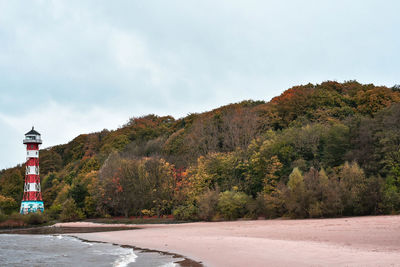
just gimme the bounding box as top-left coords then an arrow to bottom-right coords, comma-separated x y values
20,127 -> 44,214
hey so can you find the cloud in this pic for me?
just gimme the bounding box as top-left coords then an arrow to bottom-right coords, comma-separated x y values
0,101 -> 129,169
0,0 -> 399,168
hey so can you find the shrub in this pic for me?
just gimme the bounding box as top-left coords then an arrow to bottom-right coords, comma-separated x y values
45,204 -> 63,220
0,211 -> 8,223
256,189 -> 285,219
172,204 -> 199,221
8,212 -> 25,221
141,209 -> 155,217
197,189 -> 219,221
217,191 -> 252,220
0,195 -> 18,215
308,202 -> 323,218
84,196 -> 97,218
60,199 -> 86,222
25,212 -> 47,225
382,181 -> 400,214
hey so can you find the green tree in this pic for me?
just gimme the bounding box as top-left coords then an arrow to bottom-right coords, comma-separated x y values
338,162 -> 378,215
321,123 -> 350,167
39,150 -> 63,176
69,182 -> 88,210
60,199 -> 85,222
382,176 -> 400,214
190,152 -> 247,195
285,168 -> 307,218
217,190 -> 252,220
246,136 -> 283,196
0,169 -> 23,202
0,195 -> 18,215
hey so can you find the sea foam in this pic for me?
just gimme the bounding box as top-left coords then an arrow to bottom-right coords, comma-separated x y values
112,250 -> 138,267
160,262 -> 178,267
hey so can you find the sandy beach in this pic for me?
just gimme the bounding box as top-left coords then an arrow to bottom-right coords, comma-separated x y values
61,216 -> 400,267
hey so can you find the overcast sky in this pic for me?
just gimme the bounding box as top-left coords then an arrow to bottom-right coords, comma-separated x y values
0,0 -> 399,169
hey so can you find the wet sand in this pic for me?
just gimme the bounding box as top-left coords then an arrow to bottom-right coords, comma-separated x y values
0,225 -> 138,235
64,216 -> 400,267
0,222 -> 201,266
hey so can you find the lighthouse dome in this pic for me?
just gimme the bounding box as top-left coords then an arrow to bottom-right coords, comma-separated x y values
25,127 -> 41,136
23,127 -> 42,144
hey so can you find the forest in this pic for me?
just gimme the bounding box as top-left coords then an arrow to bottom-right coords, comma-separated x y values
1,81 -> 400,222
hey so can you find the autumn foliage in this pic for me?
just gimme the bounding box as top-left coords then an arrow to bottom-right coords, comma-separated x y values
1,81 -> 400,221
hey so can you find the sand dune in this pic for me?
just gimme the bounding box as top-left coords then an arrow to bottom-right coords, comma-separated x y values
65,215 -> 400,267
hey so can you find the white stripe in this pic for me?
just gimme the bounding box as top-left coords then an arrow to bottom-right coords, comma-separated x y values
26,166 -> 39,175
27,150 -> 39,158
24,183 -> 40,192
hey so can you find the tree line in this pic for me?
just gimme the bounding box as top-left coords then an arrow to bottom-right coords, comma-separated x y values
1,81 -> 400,222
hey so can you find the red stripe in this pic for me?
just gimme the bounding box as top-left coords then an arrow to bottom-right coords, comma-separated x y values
26,158 -> 39,166
26,144 -> 39,150
23,191 -> 42,201
26,176 -> 40,183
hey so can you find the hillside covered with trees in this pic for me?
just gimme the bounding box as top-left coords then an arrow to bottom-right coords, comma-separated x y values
1,81 -> 400,222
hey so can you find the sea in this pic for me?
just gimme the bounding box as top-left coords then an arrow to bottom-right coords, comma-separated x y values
0,234 -> 183,266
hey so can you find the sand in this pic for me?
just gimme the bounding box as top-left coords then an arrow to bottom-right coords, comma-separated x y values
62,216 -> 400,267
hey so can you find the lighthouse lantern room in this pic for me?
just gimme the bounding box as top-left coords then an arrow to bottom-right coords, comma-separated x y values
20,127 -> 44,214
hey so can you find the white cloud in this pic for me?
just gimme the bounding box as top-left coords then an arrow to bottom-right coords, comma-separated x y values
0,101 -> 129,168
0,0 -> 399,168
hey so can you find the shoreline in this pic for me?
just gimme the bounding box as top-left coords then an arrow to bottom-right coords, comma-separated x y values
69,215 -> 400,267
2,216 -> 400,266
0,223 -> 203,267
0,225 -> 139,235
73,237 -> 203,267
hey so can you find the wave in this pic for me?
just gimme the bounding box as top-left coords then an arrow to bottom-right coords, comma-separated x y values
160,262 -> 178,267
112,250 -> 137,267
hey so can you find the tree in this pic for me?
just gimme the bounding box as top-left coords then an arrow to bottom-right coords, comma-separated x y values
285,168 -> 307,218
382,176 -> 400,214
303,168 -> 342,217
0,195 -> 18,215
339,162 -> 372,215
98,153 -> 175,217
98,153 -> 139,217
143,158 -> 175,216
246,136 -> 283,196
60,199 -> 85,222
355,87 -> 400,115
347,103 -> 400,177
39,150 -> 63,176
217,190 -> 252,220
283,167 -> 342,218
197,189 -> 219,221
321,123 -> 350,167
69,182 -> 88,210
256,185 -> 285,219
190,152 -> 247,195
0,169 -> 23,202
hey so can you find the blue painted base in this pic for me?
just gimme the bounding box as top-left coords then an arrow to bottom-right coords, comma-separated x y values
20,201 -> 44,214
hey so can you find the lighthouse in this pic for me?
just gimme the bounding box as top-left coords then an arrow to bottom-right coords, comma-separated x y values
20,127 -> 44,214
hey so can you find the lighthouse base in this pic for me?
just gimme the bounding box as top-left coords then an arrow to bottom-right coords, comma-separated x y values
20,201 -> 44,214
